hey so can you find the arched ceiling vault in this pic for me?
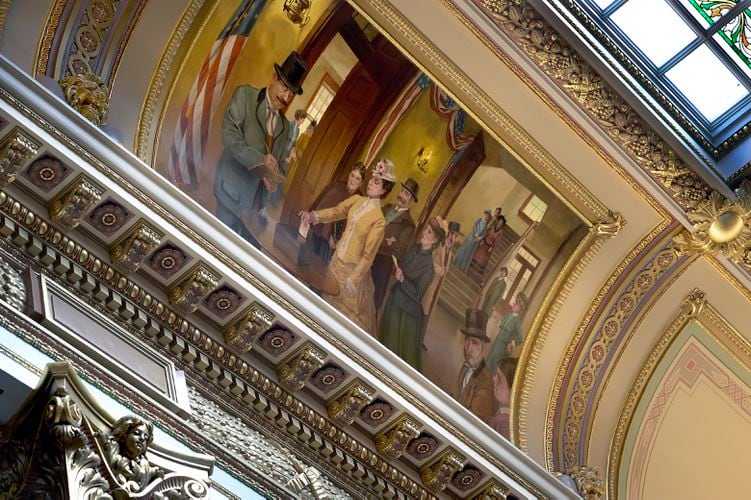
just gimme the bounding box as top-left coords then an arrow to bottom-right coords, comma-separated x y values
2,0 -> 751,498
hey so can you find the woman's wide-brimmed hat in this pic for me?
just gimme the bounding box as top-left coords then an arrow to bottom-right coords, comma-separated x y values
372,159 -> 398,182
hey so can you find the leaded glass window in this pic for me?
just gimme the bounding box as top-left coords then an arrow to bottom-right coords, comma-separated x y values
572,0 -> 751,163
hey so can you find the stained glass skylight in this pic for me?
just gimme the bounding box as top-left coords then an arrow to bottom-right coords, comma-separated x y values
570,0 -> 751,161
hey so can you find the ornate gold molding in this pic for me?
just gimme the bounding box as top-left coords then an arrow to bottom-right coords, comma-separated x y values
134,0 -> 210,160
541,221 -> 673,470
606,288 -> 751,499
58,72 -> 110,126
33,0 -> 67,77
458,0 -> 711,212
567,464 -> 604,500
0,0 -> 12,51
327,381 -> 374,425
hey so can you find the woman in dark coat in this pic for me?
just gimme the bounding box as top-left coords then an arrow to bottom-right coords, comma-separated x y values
380,218 -> 445,370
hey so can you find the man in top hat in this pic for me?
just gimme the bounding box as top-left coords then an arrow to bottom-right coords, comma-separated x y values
214,51 -> 307,247
420,219 -> 462,345
455,308 -> 495,423
371,177 -> 419,311
486,292 -> 528,373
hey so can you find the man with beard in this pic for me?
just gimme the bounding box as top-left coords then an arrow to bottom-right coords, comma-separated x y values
214,51 -> 307,247
455,308 -> 494,423
371,178 -> 418,311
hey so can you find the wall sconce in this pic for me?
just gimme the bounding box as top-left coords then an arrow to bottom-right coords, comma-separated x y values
283,0 -> 311,27
415,147 -> 432,173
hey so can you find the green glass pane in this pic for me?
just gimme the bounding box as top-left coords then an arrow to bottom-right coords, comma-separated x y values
714,9 -> 751,70
684,0 -> 740,26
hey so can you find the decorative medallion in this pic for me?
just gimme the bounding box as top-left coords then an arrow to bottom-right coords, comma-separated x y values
327,381 -> 375,425
223,302 -> 274,353
0,127 -> 40,186
359,399 -> 395,427
205,285 -> 242,318
451,465 -> 484,491
673,179 -> 751,271
49,175 -> 103,230
259,327 -> 298,356
277,343 -> 326,391
87,199 -> 131,234
407,433 -> 440,461
147,243 -> 190,278
167,264 -> 220,313
23,155 -> 70,192
310,364 -> 346,393
420,449 -> 465,492
375,416 -> 420,460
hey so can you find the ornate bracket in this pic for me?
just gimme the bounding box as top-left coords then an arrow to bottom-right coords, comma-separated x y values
673,180 -> 751,270
49,175 -> 103,230
327,381 -> 374,425
470,479 -> 509,499
566,464 -> 604,500
420,449 -> 465,492
0,127 -> 39,186
110,220 -> 163,274
222,302 -> 274,352
168,264 -> 220,313
682,288 -> 706,318
592,211 -> 624,238
277,342 -> 326,391
0,362 -> 212,499
375,415 -> 420,460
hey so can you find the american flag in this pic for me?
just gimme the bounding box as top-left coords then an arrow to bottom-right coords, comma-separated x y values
363,73 -> 431,167
167,0 -> 268,188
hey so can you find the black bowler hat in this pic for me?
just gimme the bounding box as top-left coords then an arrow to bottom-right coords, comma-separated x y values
401,178 -> 420,203
274,51 -> 307,95
460,308 -> 490,342
448,221 -> 463,236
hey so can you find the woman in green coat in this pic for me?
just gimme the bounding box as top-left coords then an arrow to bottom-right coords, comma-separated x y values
380,218 -> 445,370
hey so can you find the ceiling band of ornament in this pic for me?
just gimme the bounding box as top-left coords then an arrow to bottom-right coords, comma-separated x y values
32,0 -> 67,78
0,210 -> 433,497
135,0 -> 209,160
606,288 -> 751,499
557,232 -> 692,471
512,212 -> 623,451
457,0 -> 713,212
542,220 -> 674,470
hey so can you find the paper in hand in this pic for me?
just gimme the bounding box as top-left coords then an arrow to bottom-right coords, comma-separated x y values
253,162 -> 286,184
391,255 -> 399,268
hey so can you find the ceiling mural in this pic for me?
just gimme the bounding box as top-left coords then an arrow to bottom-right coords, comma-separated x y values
1,0 -> 751,498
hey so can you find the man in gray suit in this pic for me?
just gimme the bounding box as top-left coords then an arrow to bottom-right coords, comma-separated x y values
213,51 -> 307,247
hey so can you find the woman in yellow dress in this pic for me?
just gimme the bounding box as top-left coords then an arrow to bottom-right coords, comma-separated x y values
299,160 -> 397,332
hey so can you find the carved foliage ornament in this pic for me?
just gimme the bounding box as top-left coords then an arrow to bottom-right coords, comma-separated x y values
673,180 -> 751,269
375,416 -> 420,460
419,449 -> 465,492
168,264 -> 220,313
49,175 -> 104,230
0,127 -> 40,186
0,362 -> 211,499
222,301 -> 274,352
567,464 -> 604,500
277,342 -> 326,391
58,72 -> 110,126
110,220 -> 163,274
327,381 -> 374,425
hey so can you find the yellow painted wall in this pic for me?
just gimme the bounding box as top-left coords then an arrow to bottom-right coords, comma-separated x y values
359,87 -> 482,217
